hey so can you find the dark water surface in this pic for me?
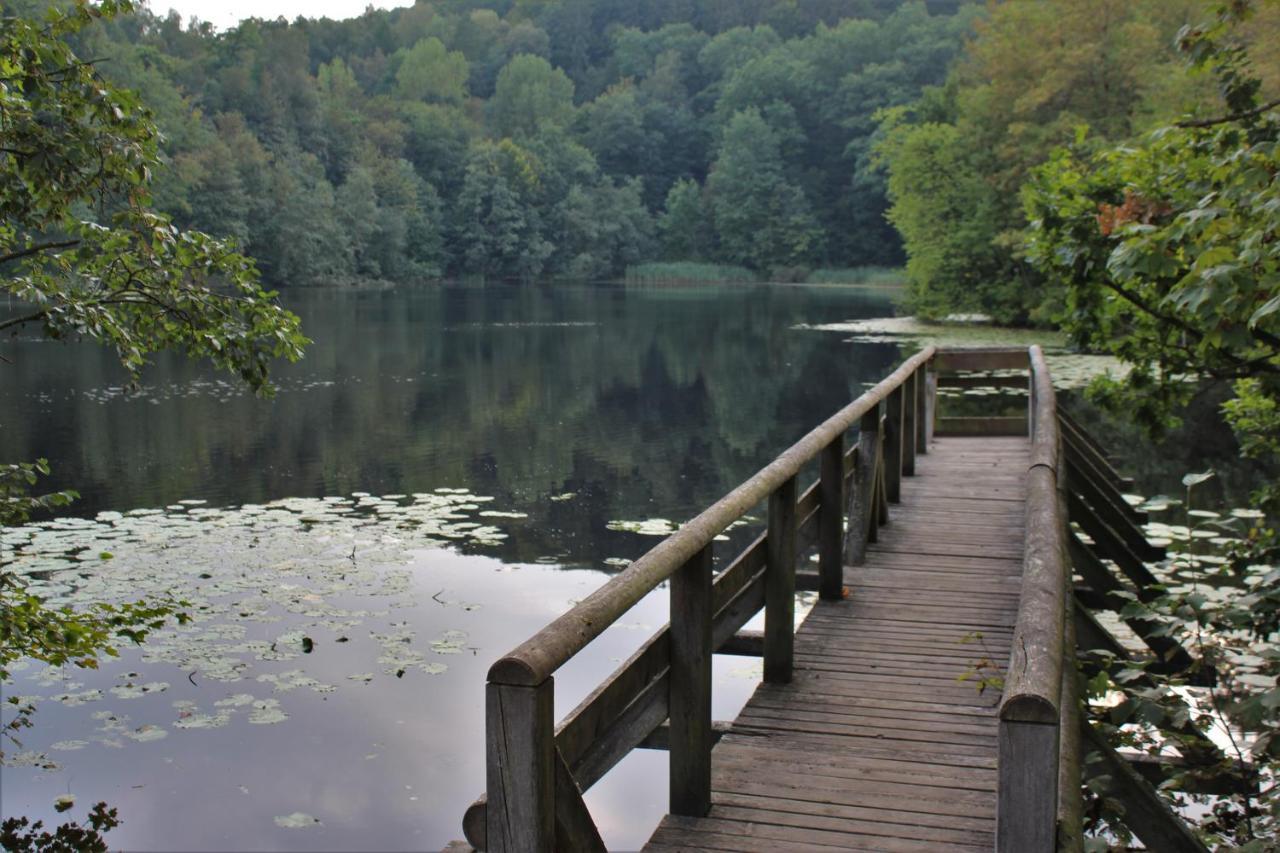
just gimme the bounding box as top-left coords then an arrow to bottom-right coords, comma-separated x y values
2,283 -> 906,850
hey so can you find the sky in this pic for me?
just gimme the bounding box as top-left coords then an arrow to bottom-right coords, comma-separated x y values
146,0 -> 407,30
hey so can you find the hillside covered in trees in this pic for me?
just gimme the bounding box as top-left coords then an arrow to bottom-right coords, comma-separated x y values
33,0 -> 981,286
877,0 -> 1280,324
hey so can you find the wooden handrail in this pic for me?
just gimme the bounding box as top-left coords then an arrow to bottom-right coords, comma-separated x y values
487,346 -> 936,688
997,344 -> 1070,852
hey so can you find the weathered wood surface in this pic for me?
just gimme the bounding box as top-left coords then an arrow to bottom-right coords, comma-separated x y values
643,436 -> 1028,851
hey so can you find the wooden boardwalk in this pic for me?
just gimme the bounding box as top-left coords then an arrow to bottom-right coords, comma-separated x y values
644,436 -> 1028,852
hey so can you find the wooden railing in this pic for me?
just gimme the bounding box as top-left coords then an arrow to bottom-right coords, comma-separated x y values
461,346 -> 937,852
990,345 -> 1078,852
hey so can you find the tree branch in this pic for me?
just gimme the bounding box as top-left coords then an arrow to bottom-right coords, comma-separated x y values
1100,278 -> 1280,376
0,240 -> 79,265
0,311 -> 48,334
1175,97 -> 1280,128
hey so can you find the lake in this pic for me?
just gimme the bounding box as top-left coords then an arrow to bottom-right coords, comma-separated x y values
2,282 -> 918,850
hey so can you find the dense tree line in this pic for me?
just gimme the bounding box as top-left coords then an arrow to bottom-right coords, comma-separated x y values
24,0 -> 981,285
877,0 -> 1280,323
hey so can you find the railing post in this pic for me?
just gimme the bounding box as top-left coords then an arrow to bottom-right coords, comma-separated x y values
669,543 -> 712,816
818,436 -> 845,601
844,405 -> 880,565
765,475 -> 798,682
925,368 -> 937,445
997,714 -> 1060,853
915,364 -> 929,454
486,678 -> 555,853
902,371 -> 917,476
885,385 -> 904,503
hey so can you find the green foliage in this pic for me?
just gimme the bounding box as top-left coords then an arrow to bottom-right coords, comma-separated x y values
623,261 -> 757,284
1,802 -> 120,853
1023,42 -> 1280,450
657,178 -> 714,260
805,266 -> 905,286
707,109 -> 823,273
0,0 -> 300,762
489,53 -> 576,139
18,1 -> 983,283
1024,4 -> 1280,843
878,0 -> 1225,323
396,37 -> 470,103
1,2 -> 307,390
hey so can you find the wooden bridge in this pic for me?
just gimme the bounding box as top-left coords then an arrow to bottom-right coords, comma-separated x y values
458,346 -> 1220,852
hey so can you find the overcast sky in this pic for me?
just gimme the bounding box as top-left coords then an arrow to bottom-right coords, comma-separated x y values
147,0 -> 408,30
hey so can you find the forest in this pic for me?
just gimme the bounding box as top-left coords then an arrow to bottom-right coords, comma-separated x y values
14,0 -> 982,286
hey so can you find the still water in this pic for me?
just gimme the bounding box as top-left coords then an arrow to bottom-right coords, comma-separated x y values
2,282 -> 908,850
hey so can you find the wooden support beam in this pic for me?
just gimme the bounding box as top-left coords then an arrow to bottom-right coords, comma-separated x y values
1058,596 -> 1084,853
669,544 -> 712,817
902,370 -> 918,476
485,679 -> 555,853
1062,431 -> 1147,526
554,748 -> 607,853
1067,533 -> 1194,672
925,370 -> 937,445
818,437 -> 845,601
884,385 -> 904,503
915,365 -> 929,455
1066,463 -> 1162,561
1082,722 -> 1209,853
875,417 -> 885,525
997,719 -> 1059,852
1068,491 -> 1162,593
844,408 -> 880,566
718,629 -> 763,656
638,721 -> 733,751
1072,601 -> 1225,768
764,476 -> 797,684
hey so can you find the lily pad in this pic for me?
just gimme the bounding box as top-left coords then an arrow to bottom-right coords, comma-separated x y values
273,812 -> 321,829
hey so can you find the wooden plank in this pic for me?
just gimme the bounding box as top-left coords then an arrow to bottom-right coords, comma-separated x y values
636,432 -> 1034,853
765,476 -> 797,684
937,374 -> 1030,390
670,544 -> 712,816
933,348 -> 1029,372
936,416 -> 1029,437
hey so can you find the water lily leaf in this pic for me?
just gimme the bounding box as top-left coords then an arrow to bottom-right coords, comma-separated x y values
273,812 -> 321,829
1181,471 -> 1214,487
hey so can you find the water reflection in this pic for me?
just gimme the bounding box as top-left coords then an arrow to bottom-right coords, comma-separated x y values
3,283 -> 902,567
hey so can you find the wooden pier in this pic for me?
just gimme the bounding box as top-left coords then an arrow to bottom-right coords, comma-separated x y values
459,346 -> 1215,853
645,434 -> 1026,852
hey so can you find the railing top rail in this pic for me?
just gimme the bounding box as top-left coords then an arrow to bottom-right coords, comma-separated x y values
999,344 -> 1067,724
487,345 -> 937,687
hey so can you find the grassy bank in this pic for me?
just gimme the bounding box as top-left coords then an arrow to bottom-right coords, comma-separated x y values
805,267 -> 905,286
623,262 -> 760,285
